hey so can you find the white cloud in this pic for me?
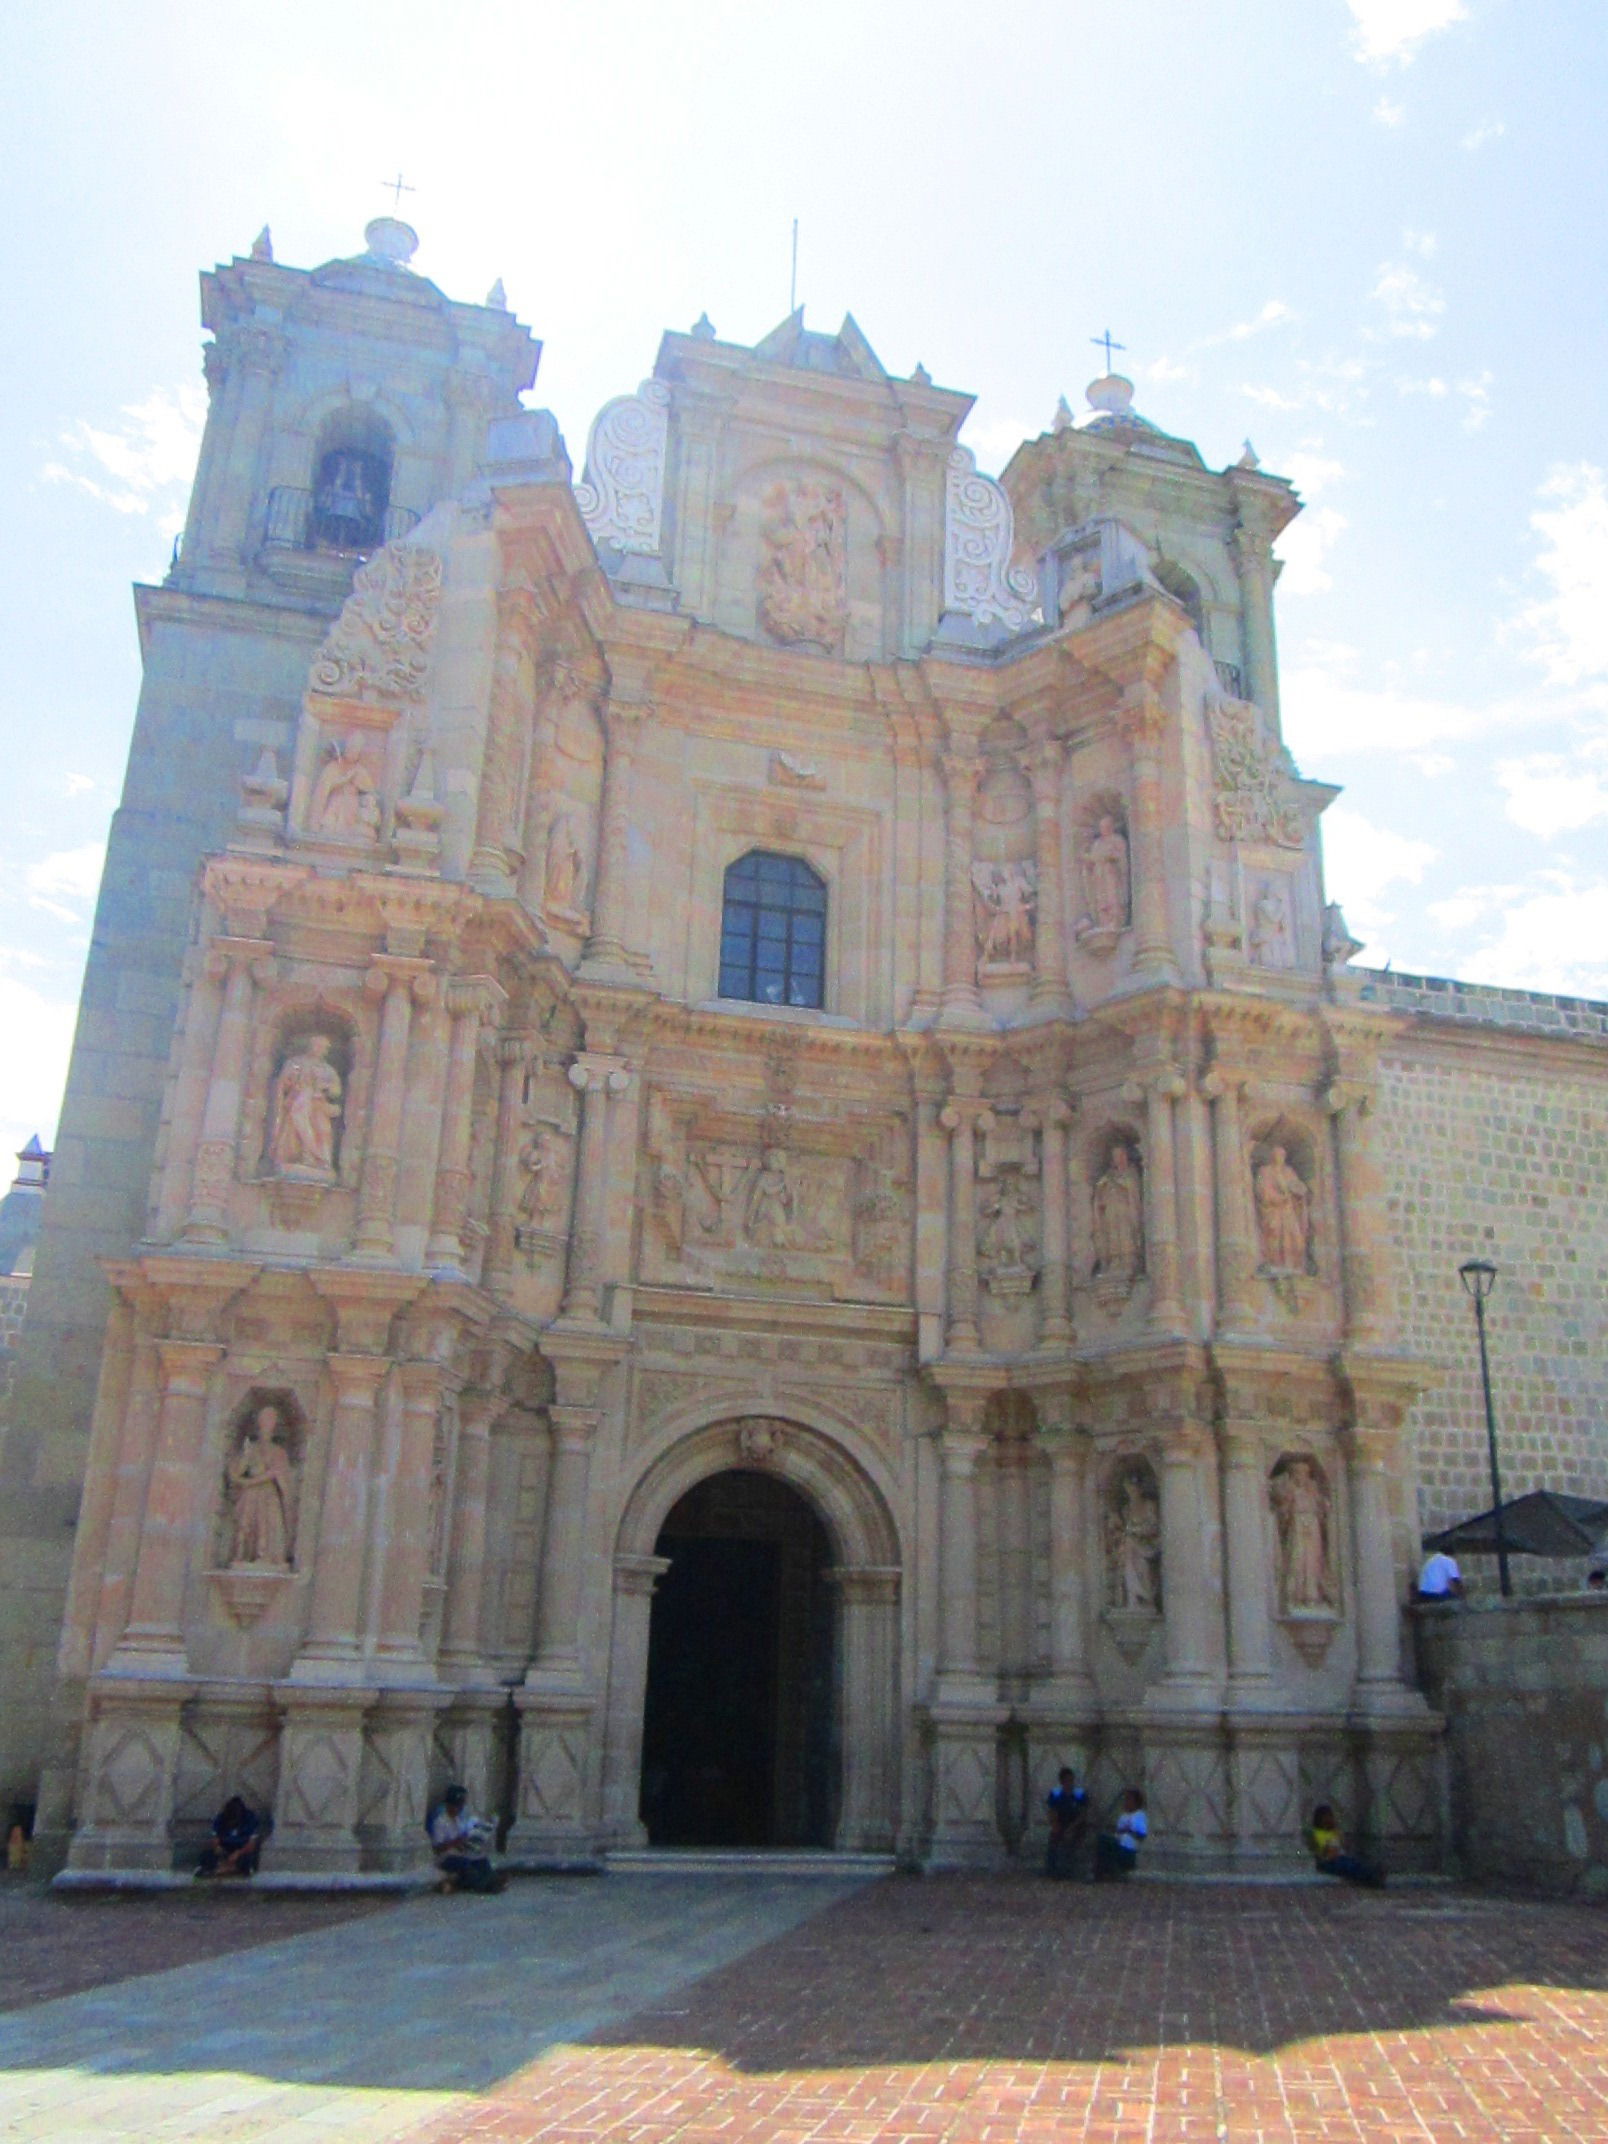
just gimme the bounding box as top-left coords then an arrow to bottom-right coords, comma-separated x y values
1144,356 -> 1194,385
0,971 -> 77,1157
1242,355 -> 1372,422
1348,0 -> 1468,65
1462,118 -> 1506,150
41,383 -> 205,532
1374,95 -> 1407,126
1452,875 -> 1608,998
1397,374 -> 1450,400
64,773 -> 96,797
1213,300 -> 1296,344
1281,663 -> 1504,757
1514,463 -> 1608,686
1281,448 -> 1347,499
1458,371 -> 1493,432
1369,262 -> 1446,339
1497,744 -> 1608,839
1276,505 -> 1349,596
1320,802 -> 1438,959
27,842 -> 106,922
1403,229 -> 1438,257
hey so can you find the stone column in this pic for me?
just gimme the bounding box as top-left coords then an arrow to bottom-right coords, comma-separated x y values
372,1358 -> 444,1670
1039,1399 -> 1095,1704
482,1031 -> 534,1296
117,1339 -> 224,1661
828,1565 -> 902,1851
936,1393 -> 988,1686
1030,1098 -> 1074,1347
1117,686 -> 1178,983
438,1389 -> 508,1679
1328,1082 -> 1387,1348
529,1402 -> 597,1687
469,591 -> 537,887
584,702 -> 642,969
297,1353 -> 389,1671
1220,1428 -> 1275,1700
443,370 -> 498,498
1344,1427 -> 1405,1698
1202,1071 -> 1258,1330
599,1553 -> 672,1845
939,1098 -> 990,1353
996,1431 -> 1035,1686
1155,1424 -> 1217,1704
940,751 -> 984,1021
425,978 -> 499,1269
354,957 -> 429,1261
1028,738 -> 1072,1014
1140,1073 -> 1186,1332
197,323 -> 285,574
184,938 -> 273,1244
1230,520 -> 1279,724
562,1054 -> 631,1323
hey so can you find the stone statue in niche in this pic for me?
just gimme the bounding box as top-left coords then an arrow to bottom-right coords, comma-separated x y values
517,1125 -> 568,1231
1254,1145 -> 1311,1274
757,478 -> 847,649
1091,1143 -> 1144,1286
650,1156 -> 688,1253
1083,814 -> 1131,934
971,859 -> 1037,968
1270,1455 -> 1338,1612
1250,880 -> 1294,967
543,815 -> 587,918
978,1170 -> 1039,1294
307,735 -> 382,842
224,1404 -> 297,1567
269,1034 -> 343,1177
744,1148 -> 795,1248
1105,1465 -> 1162,1611
1058,548 -> 1102,623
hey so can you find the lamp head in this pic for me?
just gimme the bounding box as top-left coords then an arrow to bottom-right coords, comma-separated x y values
1459,1258 -> 1497,1302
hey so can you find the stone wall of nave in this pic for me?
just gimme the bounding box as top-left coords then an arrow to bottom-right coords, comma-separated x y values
1375,1029 -> 1608,1536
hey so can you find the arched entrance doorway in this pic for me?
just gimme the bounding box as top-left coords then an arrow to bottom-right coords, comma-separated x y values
640,1470 -> 836,1847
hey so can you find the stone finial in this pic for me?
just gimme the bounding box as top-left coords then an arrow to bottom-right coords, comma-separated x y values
235,745 -> 288,846
486,278 -> 508,310
1052,394 -> 1074,433
250,226 -> 274,263
910,361 -> 932,386
1236,439 -> 1261,470
363,217 -> 419,269
1086,373 -> 1137,418
690,312 -> 718,340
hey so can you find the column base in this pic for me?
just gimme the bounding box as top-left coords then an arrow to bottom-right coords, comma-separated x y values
270,1689 -> 369,1874
922,1701 -> 1009,1867
506,1691 -> 599,1859
65,1680 -> 193,1876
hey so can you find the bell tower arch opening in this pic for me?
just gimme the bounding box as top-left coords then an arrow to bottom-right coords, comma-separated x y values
640,1469 -> 836,1848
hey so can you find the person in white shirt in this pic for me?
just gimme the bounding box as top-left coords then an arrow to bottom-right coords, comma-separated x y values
1417,1550 -> 1463,1600
427,1785 -> 504,1894
1095,1788 -> 1148,1880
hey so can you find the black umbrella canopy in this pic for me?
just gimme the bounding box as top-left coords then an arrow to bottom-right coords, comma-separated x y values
1424,1489 -> 1608,1559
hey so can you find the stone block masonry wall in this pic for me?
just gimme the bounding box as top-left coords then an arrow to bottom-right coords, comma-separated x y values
1413,1597 -> 1608,1897
1375,1020 -> 1608,1540
0,1276 -> 27,1412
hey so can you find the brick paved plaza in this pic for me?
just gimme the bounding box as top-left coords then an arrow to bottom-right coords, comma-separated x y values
1,1872 -> 1606,2142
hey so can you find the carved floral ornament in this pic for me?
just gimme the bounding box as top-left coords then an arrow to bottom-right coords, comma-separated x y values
943,447 -> 1036,633
1206,693 -> 1304,850
307,541 -> 443,707
574,379 -> 671,556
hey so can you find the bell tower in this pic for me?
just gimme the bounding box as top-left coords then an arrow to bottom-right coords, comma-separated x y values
0,219 -> 537,1813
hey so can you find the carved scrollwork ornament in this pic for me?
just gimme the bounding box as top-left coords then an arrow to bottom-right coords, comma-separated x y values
575,379 -> 672,556
943,447 -> 1036,631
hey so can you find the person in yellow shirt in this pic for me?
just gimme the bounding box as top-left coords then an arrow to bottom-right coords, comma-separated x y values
1307,1803 -> 1385,1887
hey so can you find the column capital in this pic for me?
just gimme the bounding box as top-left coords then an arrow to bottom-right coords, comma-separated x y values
1325,1077 -> 1373,1119
614,1553 -> 672,1597
568,1051 -> 632,1095
203,934 -> 276,985
365,953 -> 434,1001
153,1337 -> 225,1384
326,1351 -> 391,1397
824,1565 -> 902,1606
445,973 -> 507,1026
1117,681 -> 1167,744
549,1402 -> 600,1449
939,1097 -> 994,1134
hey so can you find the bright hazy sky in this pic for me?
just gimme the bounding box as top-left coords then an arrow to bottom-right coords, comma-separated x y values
2,0 -> 1605,1165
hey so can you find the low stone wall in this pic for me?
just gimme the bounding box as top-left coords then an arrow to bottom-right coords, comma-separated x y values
1412,1595 -> 1608,1897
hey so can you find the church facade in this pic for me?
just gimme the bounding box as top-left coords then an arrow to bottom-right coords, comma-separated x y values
6,218 -> 1606,1879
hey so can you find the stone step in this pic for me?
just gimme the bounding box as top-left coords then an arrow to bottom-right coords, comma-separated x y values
604,1848 -> 897,1879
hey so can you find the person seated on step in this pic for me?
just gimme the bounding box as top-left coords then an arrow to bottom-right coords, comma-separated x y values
427,1784 -> 504,1893
1306,1803 -> 1386,1888
1094,1787 -> 1147,1881
1044,1766 -> 1089,1880
196,1795 -> 270,1879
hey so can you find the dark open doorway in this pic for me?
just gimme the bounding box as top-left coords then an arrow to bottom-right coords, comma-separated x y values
640,1467 -> 837,1847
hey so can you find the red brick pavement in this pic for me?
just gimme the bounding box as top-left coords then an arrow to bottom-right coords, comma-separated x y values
0,1872 -> 388,2014
422,1877 -> 1608,2144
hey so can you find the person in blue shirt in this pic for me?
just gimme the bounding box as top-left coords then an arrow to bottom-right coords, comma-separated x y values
1044,1766 -> 1089,1879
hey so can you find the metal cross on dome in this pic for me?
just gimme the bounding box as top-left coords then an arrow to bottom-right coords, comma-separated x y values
380,173 -> 415,213
1091,329 -> 1126,372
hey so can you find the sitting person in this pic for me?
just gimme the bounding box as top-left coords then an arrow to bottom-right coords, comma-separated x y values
427,1785 -> 504,1893
1044,1766 -> 1089,1880
1416,1549 -> 1463,1600
1307,1803 -> 1386,1888
1094,1787 -> 1147,1881
196,1795 -> 269,1878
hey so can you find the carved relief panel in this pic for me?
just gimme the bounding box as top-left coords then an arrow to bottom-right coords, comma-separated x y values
971,733 -> 1037,987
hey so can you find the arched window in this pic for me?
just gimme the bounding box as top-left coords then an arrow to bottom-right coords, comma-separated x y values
718,851 -> 827,1010
309,408 -> 394,553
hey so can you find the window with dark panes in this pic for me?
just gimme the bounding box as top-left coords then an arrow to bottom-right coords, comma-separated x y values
717,851 -> 827,1010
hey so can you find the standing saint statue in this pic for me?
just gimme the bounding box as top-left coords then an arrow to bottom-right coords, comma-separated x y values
308,737 -> 381,840
226,1405 -> 296,1566
1106,1468 -> 1162,1611
745,1148 -> 795,1249
1084,814 -> 1130,932
1091,1143 -> 1144,1283
544,816 -> 586,915
1270,1457 -> 1336,1611
1254,1145 -> 1311,1273
269,1034 -> 343,1176
518,1126 -> 567,1229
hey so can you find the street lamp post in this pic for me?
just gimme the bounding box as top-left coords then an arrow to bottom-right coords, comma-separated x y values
1458,1259 -> 1512,1599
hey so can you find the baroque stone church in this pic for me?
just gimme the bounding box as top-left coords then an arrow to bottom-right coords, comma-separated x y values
5,216 -> 1606,1879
